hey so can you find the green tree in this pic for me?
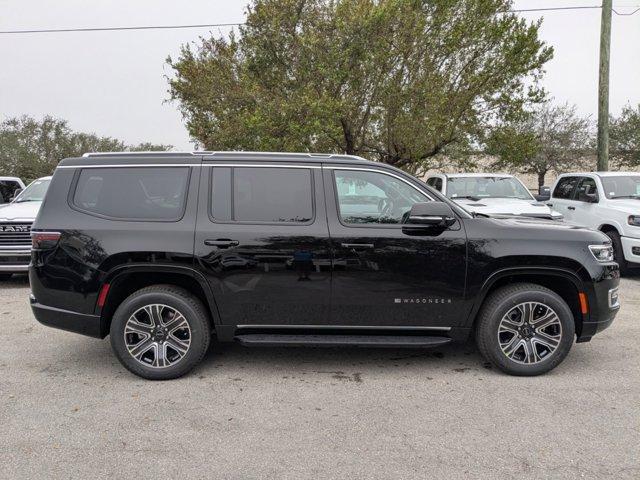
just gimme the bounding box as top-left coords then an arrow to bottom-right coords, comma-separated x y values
485,102 -> 592,188
0,115 -> 171,182
167,0 -> 552,174
610,104 -> 640,167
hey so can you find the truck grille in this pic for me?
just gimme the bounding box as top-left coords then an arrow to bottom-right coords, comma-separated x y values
0,223 -> 32,246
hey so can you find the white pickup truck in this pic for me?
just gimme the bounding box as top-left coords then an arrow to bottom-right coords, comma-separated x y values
549,172 -> 640,273
0,176 -> 51,280
425,173 -> 562,220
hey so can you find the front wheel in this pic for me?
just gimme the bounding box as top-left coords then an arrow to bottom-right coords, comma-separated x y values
604,229 -> 629,275
110,285 -> 211,380
475,283 -> 575,376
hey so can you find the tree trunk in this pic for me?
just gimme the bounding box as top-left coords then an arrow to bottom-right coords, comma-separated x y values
537,170 -> 547,190
340,119 -> 355,155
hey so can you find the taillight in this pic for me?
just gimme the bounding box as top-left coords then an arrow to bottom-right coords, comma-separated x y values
31,231 -> 61,250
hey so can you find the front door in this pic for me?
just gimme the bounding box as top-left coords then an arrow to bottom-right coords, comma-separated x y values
323,166 -> 468,329
195,162 -> 331,327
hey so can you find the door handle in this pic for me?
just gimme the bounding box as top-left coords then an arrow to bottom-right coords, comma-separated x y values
204,239 -> 239,248
547,203 -> 553,207
341,243 -> 374,249
567,206 -> 576,211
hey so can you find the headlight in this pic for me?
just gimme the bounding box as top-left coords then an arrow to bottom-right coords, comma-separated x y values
589,244 -> 614,262
628,215 -> 640,227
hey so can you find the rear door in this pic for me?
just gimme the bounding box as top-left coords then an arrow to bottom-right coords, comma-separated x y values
194,159 -> 331,327
323,165 -> 468,329
550,176 -> 580,222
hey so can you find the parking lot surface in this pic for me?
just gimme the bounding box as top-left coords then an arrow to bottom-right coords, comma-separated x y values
1,274 -> 639,479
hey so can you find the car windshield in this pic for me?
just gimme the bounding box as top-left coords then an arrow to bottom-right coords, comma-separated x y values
13,178 -> 51,203
600,175 -> 640,199
446,176 -> 533,200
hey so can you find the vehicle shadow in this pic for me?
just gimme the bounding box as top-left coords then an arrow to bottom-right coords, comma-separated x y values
0,274 -> 29,289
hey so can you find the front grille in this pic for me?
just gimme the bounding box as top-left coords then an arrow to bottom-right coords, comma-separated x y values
0,223 -> 32,246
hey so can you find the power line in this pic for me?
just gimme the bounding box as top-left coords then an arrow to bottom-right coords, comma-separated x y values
0,4 -> 638,35
0,22 -> 244,35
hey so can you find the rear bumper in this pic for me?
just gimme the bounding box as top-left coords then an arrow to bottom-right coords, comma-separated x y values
30,295 -> 106,338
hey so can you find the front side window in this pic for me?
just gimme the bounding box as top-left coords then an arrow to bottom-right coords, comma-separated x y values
334,170 -> 429,225
426,177 -> 443,192
72,167 -> 189,221
552,177 -> 580,200
0,180 -> 21,203
446,176 -> 533,200
575,177 -> 598,202
210,167 -> 314,223
600,175 -> 640,199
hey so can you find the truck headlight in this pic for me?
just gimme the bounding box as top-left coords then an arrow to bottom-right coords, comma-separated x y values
628,215 -> 640,227
589,244 -> 614,262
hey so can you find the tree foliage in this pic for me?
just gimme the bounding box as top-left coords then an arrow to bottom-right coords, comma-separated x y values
167,0 -> 552,174
485,102 -> 592,188
610,103 -> 640,167
0,115 -> 171,182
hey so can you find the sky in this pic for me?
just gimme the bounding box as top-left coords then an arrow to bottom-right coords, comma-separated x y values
0,0 -> 639,151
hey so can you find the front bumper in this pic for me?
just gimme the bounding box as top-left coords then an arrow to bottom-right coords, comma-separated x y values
0,247 -> 31,273
620,236 -> 640,265
30,295 -> 105,338
577,265 -> 620,342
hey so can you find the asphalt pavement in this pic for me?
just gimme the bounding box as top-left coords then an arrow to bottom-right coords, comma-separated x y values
1,274 -> 639,479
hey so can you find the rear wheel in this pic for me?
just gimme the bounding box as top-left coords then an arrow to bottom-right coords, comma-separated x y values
604,229 -> 629,275
110,285 -> 211,380
476,283 -> 575,376
0,274 -> 12,281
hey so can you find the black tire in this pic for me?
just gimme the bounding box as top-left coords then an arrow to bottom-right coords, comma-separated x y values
0,273 -> 12,281
604,229 -> 629,275
475,283 -> 575,376
110,285 -> 211,380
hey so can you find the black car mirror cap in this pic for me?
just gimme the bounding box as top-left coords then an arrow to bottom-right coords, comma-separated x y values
405,202 -> 456,228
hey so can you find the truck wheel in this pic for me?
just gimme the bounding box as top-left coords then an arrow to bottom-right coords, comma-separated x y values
0,274 -> 12,281
110,285 -> 211,380
604,230 -> 629,275
475,283 -> 575,376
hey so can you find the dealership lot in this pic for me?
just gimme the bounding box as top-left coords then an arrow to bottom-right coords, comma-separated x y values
1,275 -> 638,479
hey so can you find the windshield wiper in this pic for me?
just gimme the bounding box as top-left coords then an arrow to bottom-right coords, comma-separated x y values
610,195 -> 640,199
453,195 -> 482,201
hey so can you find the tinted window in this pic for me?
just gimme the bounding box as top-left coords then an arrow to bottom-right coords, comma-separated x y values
73,167 -> 190,221
426,177 -> 442,192
211,167 -> 313,223
211,167 -> 232,221
575,177 -> 598,202
334,170 -> 429,225
553,177 -> 580,199
0,180 -> 20,203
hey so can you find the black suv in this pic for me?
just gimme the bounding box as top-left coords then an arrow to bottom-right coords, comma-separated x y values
30,152 -> 620,379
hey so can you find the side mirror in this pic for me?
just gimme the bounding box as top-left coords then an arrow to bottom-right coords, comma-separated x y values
10,188 -> 23,201
535,186 -> 551,202
403,202 -> 456,233
579,191 -> 598,203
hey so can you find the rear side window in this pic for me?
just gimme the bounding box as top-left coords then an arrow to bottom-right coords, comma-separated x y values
72,167 -> 190,221
210,167 -> 314,224
553,177 -> 580,199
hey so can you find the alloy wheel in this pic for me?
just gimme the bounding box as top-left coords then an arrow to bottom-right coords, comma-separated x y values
498,302 -> 562,365
123,304 -> 191,368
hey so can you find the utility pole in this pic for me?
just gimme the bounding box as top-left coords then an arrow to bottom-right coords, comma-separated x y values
597,0 -> 612,171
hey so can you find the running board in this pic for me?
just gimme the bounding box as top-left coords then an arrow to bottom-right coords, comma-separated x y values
234,334 -> 451,348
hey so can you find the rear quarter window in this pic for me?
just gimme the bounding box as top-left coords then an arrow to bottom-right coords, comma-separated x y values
71,167 -> 190,221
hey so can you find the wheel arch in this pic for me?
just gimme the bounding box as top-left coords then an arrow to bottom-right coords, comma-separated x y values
96,265 -> 221,337
468,267 -> 586,339
598,222 -> 621,235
